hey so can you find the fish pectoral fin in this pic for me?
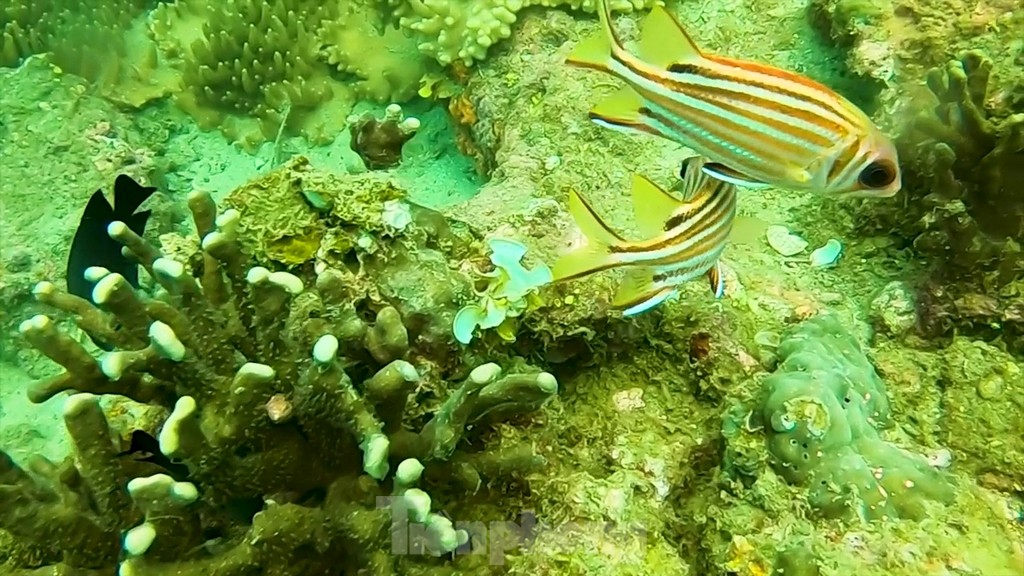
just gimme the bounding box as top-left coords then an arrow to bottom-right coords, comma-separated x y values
550,189 -> 625,282
701,162 -> 772,189
590,85 -> 646,127
706,262 -> 725,298
612,267 -> 674,316
629,173 -> 687,236
639,6 -> 703,68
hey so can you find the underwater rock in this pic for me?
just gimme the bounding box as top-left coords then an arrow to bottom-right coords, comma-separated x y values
869,280 -> 917,336
938,339 -> 1024,491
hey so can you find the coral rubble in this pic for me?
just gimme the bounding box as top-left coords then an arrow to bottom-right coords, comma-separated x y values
3,161 -> 558,574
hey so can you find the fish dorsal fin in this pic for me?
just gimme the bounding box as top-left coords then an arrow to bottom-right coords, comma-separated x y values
113,174 -> 157,216
630,173 -> 687,237
638,6 -> 703,68
702,162 -> 772,189
81,189 -> 114,223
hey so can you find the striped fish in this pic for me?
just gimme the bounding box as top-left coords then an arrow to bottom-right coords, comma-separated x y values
551,156 -> 737,316
567,0 -> 902,198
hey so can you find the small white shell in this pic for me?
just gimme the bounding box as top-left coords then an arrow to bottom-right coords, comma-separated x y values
765,225 -> 808,256
810,239 -> 843,268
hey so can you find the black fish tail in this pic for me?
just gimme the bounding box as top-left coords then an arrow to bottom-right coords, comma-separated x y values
113,175 -> 156,218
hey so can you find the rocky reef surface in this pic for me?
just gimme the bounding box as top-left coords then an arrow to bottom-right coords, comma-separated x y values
1,0 -> 1023,574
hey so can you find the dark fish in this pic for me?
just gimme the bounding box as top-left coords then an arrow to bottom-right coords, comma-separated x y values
66,174 -> 155,349
117,430 -> 190,482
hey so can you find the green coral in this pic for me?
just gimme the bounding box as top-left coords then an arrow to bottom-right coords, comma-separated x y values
151,0 -> 351,150
389,0 -> 660,67
729,314 -> 954,520
1,0 -> 146,74
0,0 -> 173,107
453,238 -> 552,344
321,3 -> 436,103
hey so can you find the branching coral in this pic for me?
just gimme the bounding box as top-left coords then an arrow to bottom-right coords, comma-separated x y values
4,168 -> 557,573
855,50 -> 1024,340
389,0 -> 659,66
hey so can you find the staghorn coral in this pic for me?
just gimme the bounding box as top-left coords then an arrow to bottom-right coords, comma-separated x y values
151,0 -> 352,150
5,168 -> 558,574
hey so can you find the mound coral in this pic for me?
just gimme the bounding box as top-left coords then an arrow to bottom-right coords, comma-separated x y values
4,170 -> 557,573
727,314 -> 954,520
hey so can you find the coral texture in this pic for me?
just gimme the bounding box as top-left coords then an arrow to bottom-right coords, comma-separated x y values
748,314 -> 954,520
3,161 -> 558,574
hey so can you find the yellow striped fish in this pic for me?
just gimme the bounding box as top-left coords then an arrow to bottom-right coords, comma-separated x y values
552,156 -> 737,316
567,0 -> 902,198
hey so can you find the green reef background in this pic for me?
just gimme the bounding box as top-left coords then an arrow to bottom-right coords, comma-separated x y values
1,0 -> 1023,574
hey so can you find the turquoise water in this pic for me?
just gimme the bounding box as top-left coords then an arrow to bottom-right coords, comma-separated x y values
1,1 -> 1022,574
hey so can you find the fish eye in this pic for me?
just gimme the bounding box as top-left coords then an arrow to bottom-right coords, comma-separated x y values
858,161 -> 896,189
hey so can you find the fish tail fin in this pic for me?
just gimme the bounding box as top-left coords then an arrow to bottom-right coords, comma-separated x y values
551,189 -> 625,282
566,0 -> 621,71
113,174 -> 157,216
613,267 -> 676,316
